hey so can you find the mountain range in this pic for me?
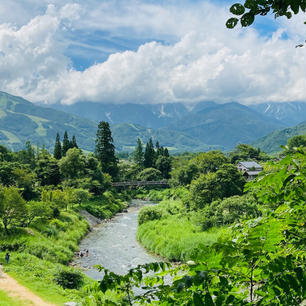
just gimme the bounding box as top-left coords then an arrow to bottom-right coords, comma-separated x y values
0,91 -> 305,153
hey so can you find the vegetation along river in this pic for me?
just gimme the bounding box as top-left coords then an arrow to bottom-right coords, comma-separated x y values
74,200 -> 161,280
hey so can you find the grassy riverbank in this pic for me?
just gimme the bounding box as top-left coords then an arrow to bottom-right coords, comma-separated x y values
137,214 -> 229,262
136,193 -> 230,262
0,193 -> 128,305
0,210 -> 89,305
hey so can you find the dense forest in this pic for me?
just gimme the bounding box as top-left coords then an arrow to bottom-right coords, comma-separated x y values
0,118 -> 305,305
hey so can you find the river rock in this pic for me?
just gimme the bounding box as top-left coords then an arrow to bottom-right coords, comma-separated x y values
64,302 -> 77,306
186,260 -> 196,266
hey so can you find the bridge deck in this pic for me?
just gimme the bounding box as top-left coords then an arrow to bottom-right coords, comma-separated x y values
112,180 -> 169,187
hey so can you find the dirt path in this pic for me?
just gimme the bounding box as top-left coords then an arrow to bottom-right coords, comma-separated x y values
0,269 -> 56,306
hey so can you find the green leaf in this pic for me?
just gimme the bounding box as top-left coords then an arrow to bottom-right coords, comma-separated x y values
204,292 -> 215,306
226,18 -> 239,29
193,293 -> 205,306
230,3 -> 245,15
241,13 -> 255,27
290,0 -> 300,14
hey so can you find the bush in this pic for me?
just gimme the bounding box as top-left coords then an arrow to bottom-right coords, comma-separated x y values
194,194 -> 261,230
138,206 -> 163,225
54,269 -> 84,289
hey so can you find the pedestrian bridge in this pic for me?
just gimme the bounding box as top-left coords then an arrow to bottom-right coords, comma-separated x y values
112,180 -> 169,187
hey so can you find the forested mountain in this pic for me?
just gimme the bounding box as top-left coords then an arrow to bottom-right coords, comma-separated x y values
167,102 -> 285,150
253,121 -> 306,153
50,100 -> 287,151
0,91 -> 97,151
0,91 -> 294,152
112,123 -> 222,152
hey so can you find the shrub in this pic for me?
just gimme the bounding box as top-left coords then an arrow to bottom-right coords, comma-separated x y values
138,206 -> 163,225
54,269 -> 84,289
195,194 -> 261,230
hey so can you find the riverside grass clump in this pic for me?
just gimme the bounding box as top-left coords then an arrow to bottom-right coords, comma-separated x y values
137,198 -> 229,261
137,214 -> 228,261
81,191 -> 128,219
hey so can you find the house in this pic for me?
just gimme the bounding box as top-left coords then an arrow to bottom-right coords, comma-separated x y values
237,161 -> 263,181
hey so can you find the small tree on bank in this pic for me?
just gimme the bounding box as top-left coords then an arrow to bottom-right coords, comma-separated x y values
95,121 -> 118,179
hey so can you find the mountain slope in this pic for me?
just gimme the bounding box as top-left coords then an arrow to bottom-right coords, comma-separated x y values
167,102 -> 286,150
0,92 -> 219,153
112,123 -> 222,152
249,102 -> 306,126
0,91 -> 97,151
253,121 -> 306,153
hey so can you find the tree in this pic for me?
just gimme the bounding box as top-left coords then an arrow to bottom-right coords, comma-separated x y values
155,155 -> 172,179
134,138 -> 144,168
0,186 -> 27,234
62,131 -> 70,156
190,151 -> 229,174
70,135 -> 78,149
17,141 -> 36,169
95,121 -> 118,179
229,144 -> 268,163
59,148 -> 86,180
226,0 -> 306,29
36,155 -> 61,186
286,135 -> 306,153
137,168 -> 163,181
190,164 -> 245,210
190,172 -> 221,209
54,133 -> 62,160
25,201 -> 52,226
144,138 -> 155,168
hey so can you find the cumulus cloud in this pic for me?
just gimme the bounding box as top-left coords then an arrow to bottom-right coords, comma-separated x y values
0,1 -> 305,105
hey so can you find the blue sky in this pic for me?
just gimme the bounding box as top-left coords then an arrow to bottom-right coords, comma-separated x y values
0,0 -> 304,105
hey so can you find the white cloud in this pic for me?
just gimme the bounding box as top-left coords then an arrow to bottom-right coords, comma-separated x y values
0,1 -> 305,105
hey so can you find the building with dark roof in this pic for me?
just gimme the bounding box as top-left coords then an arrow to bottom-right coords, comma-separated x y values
237,161 -> 263,181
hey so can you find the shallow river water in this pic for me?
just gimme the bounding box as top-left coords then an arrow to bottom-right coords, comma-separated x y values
73,200 -> 161,280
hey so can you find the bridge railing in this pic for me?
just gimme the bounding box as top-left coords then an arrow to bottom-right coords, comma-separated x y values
112,180 -> 169,187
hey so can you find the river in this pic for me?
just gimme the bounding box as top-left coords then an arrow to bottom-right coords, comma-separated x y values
73,199 -> 161,280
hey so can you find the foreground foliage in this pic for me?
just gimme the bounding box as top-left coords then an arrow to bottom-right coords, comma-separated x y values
83,147 -> 306,305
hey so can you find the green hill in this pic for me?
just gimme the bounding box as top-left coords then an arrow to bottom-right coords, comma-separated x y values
0,91 -> 97,151
253,121 -> 306,153
112,123 -> 222,152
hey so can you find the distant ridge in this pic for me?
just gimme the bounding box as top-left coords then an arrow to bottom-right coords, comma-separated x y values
253,121 -> 306,153
0,91 -> 294,153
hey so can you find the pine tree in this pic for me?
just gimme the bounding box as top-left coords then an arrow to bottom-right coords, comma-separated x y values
134,138 -> 144,168
70,135 -> 78,149
95,121 -> 118,179
144,138 -> 155,168
62,131 -> 70,156
53,133 -> 62,160
163,147 -> 170,157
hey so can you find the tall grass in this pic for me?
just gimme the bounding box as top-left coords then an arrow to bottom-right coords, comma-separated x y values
137,214 -> 229,262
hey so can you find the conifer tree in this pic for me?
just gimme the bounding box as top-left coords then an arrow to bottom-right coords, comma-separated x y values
70,135 -> 78,149
134,138 -> 144,168
62,131 -> 70,156
144,138 -> 155,168
53,133 -> 62,160
95,121 -> 118,179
